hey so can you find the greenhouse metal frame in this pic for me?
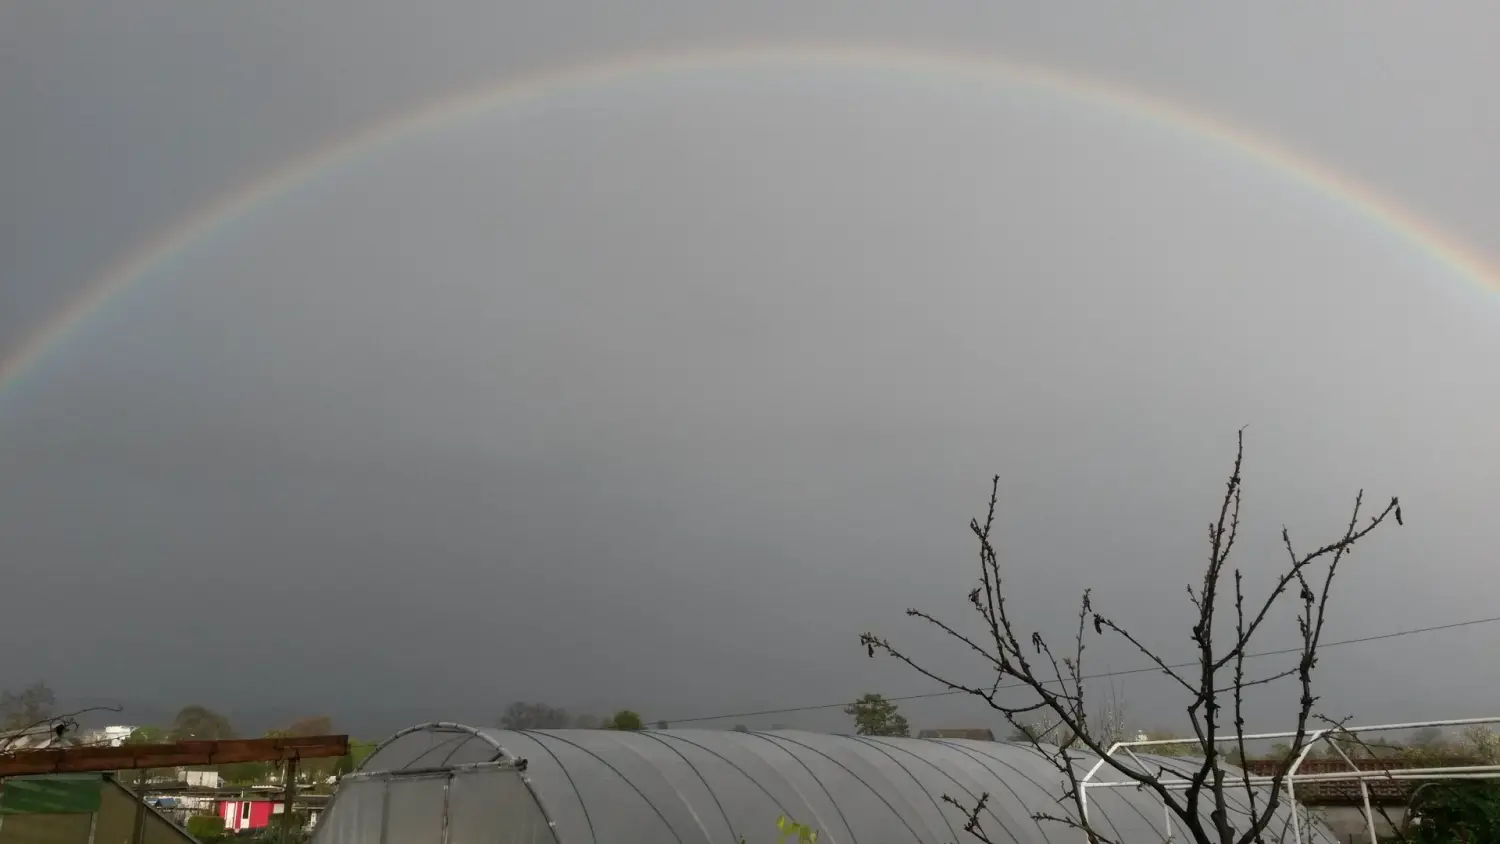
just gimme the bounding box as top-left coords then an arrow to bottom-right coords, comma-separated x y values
310,722 -> 1347,844
1083,715 -> 1500,844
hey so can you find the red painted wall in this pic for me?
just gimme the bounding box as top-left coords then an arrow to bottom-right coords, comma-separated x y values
216,799 -> 280,831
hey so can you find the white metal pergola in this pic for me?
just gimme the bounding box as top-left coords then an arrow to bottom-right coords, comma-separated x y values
1077,716 -> 1500,844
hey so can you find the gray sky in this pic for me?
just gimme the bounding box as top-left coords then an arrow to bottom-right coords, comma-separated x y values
2,1 -> 1498,737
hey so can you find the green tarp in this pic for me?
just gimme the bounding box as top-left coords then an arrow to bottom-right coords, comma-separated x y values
0,775 -> 103,815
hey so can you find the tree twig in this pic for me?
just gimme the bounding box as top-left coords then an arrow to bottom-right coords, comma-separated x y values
860,430 -> 1403,844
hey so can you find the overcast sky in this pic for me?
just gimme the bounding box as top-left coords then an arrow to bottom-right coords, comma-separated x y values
2,1 -> 1498,737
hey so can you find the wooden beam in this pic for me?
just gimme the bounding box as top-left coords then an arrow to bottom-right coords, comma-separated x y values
0,735 -> 350,777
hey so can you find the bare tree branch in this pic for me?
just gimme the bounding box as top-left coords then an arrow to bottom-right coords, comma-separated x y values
860,430 -> 1403,844
0,704 -> 124,756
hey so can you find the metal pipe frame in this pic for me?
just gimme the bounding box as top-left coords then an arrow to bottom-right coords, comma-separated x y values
360,721 -> 518,773
340,759 -> 519,783
319,722 -> 564,844
1077,715 -> 1500,844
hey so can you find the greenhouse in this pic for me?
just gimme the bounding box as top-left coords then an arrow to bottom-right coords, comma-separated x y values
310,723 -> 1336,844
0,773 -> 196,844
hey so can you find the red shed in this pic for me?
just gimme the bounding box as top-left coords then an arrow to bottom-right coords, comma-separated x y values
216,796 -> 283,832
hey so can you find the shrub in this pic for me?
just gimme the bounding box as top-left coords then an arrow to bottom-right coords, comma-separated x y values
740,815 -> 818,844
1408,781 -> 1500,843
186,814 -> 225,842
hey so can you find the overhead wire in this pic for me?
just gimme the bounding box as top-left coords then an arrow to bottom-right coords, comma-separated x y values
653,613 -> 1500,725
99,614 -> 1498,740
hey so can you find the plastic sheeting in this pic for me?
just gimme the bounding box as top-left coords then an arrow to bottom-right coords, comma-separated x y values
332,726 -> 1339,844
449,768 -> 557,844
362,724 -> 510,772
312,766 -> 559,844
312,777 -> 390,844
0,775 -> 196,844
385,775 -> 447,844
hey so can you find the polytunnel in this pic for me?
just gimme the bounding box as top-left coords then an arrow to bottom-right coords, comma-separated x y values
310,723 -> 1338,844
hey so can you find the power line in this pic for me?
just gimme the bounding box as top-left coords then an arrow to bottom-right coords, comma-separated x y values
657,613 -> 1500,725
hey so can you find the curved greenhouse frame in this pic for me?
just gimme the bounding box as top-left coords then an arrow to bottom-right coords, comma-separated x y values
311,723 -> 1336,844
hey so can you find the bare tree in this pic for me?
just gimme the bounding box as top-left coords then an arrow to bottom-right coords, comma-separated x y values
1008,678 -> 1127,748
0,704 -> 124,757
860,430 -> 1402,844
498,701 -> 573,730
1,683 -> 57,731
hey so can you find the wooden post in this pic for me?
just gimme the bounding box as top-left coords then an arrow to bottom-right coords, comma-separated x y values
282,756 -> 299,843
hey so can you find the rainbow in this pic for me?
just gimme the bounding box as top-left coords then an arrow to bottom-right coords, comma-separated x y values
3,42 -> 1495,409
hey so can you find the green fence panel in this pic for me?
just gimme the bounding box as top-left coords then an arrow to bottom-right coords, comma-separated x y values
0,775 -> 104,815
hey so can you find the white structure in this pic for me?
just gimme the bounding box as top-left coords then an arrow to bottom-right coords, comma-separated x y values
182,769 -> 222,788
0,723 -> 63,751
310,722 -> 1335,844
86,725 -> 139,747
1081,716 -> 1500,844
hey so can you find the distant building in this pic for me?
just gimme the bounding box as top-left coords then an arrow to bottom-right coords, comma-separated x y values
917,728 -> 996,741
212,793 -> 326,834
80,725 -> 138,747
2,723 -> 140,752
216,796 -> 286,833
181,769 -> 221,789
0,724 -> 64,752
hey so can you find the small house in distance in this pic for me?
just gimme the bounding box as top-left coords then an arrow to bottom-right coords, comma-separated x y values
216,793 -> 285,834
916,727 -> 996,741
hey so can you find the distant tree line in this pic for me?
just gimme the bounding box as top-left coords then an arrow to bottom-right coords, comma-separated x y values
0,684 -> 378,791
1,682 -> 57,732
497,701 -> 646,732
122,707 -> 366,789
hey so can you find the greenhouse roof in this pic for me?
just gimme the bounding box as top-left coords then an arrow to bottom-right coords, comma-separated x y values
313,723 -> 1336,844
